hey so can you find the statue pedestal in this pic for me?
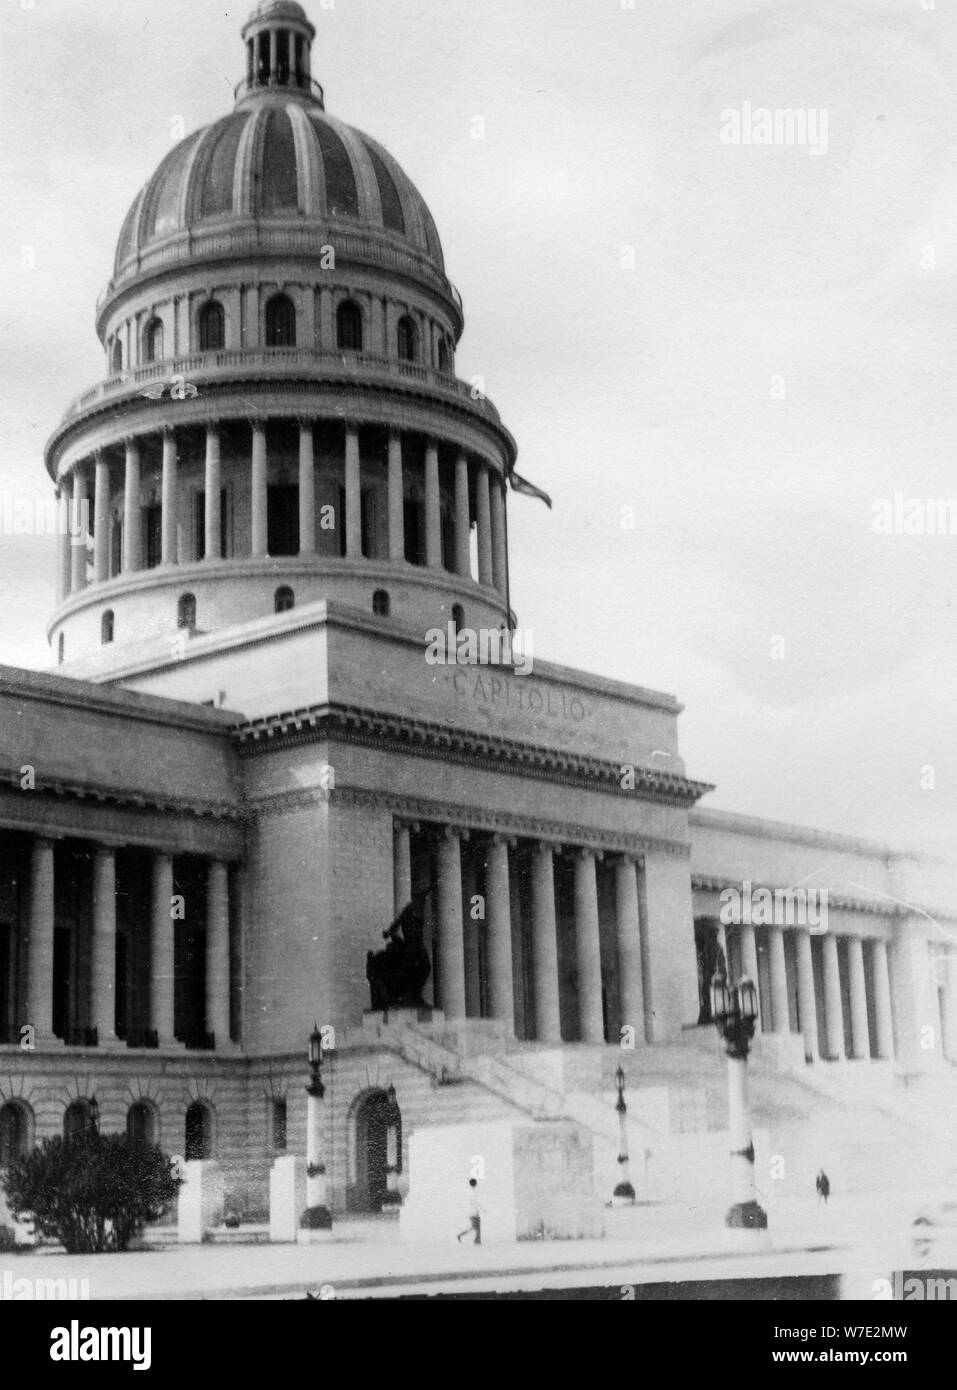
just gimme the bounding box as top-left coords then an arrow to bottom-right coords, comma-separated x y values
363,1007 -> 443,1027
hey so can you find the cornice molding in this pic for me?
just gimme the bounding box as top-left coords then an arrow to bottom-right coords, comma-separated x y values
690,873 -> 933,920
0,766 -> 244,826
236,701 -> 713,808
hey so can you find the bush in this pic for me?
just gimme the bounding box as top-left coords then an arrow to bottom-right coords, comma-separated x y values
1,1133 -> 181,1254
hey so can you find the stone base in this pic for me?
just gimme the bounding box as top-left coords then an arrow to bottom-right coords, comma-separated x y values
300,1204 -> 333,1231
363,1007 -> 441,1027
726,1199 -> 768,1230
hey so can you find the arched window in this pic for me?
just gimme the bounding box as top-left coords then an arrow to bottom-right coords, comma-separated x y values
397,316 -> 417,362
57,634 -> 65,665
177,593 -> 197,631
144,318 -> 164,364
265,294 -> 296,347
438,338 -> 451,374
110,339 -> 123,375
452,603 -> 465,635
63,1100 -> 93,1143
0,1101 -> 32,1167
372,589 -> 390,618
185,1101 -> 214,1161
101,610 -> 114,645
337,300 -> 363,352
199,300 -> 225,352
274,585 -> 295,614
127,1101 -> 157,1149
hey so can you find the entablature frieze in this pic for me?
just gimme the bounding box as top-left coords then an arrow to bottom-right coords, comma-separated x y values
248,781 -> 692,861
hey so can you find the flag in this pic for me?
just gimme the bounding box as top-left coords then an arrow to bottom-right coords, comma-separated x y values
510,471 -> 552,509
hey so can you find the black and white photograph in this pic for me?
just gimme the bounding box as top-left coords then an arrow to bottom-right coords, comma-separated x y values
0,0 -> 955,1351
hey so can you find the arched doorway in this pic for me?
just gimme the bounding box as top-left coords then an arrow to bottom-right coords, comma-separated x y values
349,1090 -> 396,1212
127,1101 -> 157,1148
185,1101 -> 213,1160
0,1101 -> 32,1167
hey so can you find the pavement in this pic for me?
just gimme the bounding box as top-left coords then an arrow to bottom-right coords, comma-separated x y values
0,1192 -> 922,1300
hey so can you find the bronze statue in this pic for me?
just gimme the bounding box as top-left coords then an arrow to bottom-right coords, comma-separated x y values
366,889 -> 433,1011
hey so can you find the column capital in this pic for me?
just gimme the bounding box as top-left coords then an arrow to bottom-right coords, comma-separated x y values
395,819 -> 420,834
204,419 -> 220,436
616,851 -> 640,868
438,824 -> 469,843
570,845 -> 603,863
388,427 -> 403,444
343,418 -> 361,436
124,434 -> 139,449
489,832 -> 517,850
297,417 -> 315,433
161,424 -> 176,439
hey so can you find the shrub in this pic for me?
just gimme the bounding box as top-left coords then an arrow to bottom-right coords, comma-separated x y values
1,1132 -> 181,1254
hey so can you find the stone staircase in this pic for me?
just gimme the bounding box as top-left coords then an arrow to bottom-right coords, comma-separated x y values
371,1018 -> 957,1209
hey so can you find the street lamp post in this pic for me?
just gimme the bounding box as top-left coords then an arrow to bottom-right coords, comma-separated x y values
612,1064 -> 636,1206
300,1024 -> 332,1233
710,957 -> 767,1232
88,1097 -> 99,1136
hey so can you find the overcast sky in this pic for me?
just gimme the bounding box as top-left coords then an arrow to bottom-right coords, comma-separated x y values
1,0 -> 956,860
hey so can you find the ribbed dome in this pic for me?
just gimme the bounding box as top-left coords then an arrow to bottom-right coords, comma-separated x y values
251,0 -> 310,19
113,104 -> 445,278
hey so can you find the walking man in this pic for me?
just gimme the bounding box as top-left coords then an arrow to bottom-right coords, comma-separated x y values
456,1177 -> 484,1245
815,1168 -> 830,1206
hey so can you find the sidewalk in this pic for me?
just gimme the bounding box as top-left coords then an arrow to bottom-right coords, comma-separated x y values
0,1194 -> 894,1301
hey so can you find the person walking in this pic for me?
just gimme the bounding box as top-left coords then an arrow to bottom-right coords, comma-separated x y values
456,1177 -> 484,1245
815,1168 -> 830,1206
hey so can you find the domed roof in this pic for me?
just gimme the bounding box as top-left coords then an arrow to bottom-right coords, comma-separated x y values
250,0 -> 310,20
113,103 -> 445,279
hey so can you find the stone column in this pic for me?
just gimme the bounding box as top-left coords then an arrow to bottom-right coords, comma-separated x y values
424,440 -> 442,569
454,453 -> 471,578
871,939 -> 894,1060
573,849 -> 604,1044
387,431 -> 404,562
91,846 -> 119,1045
70,466 -> 88,593
615,857 -> 645,1043
768,924 -> 790,1034
393,821 -> 411,916
490,475 -> 508,595
269,27 -> 277,79
486,836 -> 514,1030
475,463 -> 494,588
823,932 -> 845,1060
57,489 -> 71,603
161,429 -> 178,565
93,454 -> 111,582
795,927 -> 818,1060
345,424 -> 363,558
150,854 -> 176,1047
26,838 -> 55,1040
847,936 -> 870,1059
251,423 -> 268,557
436,828 -> 466,1020
204,426 -> 222,560
298,422 -> 316,556
206,861 -> 231,1048
123,439 -> 142,573
531,843 -> 561,1042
